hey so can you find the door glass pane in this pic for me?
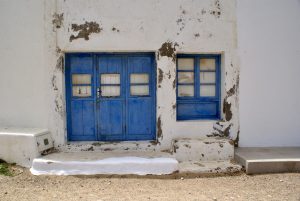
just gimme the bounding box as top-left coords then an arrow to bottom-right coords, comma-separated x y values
101,86 -> 120,97
72,74 -> 91,85
200,72 -> 216,83
178,72 -> 194,84
178,58 -> 194,70
178,85 -> 194,97
200,59 -> 216,70
130,85 -> 149,96
101,74 -> 120,84
72,86 -> 92,97
200,85 -> 216,97
130,74 -> 149,84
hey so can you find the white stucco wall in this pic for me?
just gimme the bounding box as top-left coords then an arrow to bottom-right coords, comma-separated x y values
237,0 -> 300,147
1,0 -> 239,150
53,0 -> 239,148
0,0 -> 48,128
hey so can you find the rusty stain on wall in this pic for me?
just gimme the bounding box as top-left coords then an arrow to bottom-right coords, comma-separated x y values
52,13 -> 64,29
158,42 -> 178,62
70,21 -> 102,42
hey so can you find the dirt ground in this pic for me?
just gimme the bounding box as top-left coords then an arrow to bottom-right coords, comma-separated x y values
0,167 -> 299,201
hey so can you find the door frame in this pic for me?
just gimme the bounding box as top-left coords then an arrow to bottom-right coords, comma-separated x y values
65,52 -> 157,141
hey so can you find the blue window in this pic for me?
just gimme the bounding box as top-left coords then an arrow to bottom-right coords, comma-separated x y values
176,55 -> 221,120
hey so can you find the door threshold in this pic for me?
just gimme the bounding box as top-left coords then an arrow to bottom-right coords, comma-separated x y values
61,140 -> 160,152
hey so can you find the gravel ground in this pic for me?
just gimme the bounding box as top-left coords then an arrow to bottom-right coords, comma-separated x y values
0,167 -> 299,201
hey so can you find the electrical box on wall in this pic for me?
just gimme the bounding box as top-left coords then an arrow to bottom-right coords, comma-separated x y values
0,127 -> 54,168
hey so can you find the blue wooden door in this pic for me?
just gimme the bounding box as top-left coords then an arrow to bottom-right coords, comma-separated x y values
66,53 -> 155,141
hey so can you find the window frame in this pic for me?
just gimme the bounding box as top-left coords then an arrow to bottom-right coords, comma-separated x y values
176,54 -> 221,120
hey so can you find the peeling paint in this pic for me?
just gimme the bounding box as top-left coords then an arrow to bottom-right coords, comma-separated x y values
157,116 -> 163,139
210,0 -> 221,18
172,104 -> 176,110
158,68 -> 164,84
234,130 -> 240,147
56,55 -> 64,73
173,78 -> 176,89
70,21 -> 102,42
158,42 -> 178,62
194,33 -> 200,38
111,26 -> 120,32
51,75 -> 58,91
223,124 -> 232,137
52,13 -> 64,29
223,101 -> 232,121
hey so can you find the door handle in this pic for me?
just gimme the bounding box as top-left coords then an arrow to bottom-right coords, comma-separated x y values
97,87 -> 101,98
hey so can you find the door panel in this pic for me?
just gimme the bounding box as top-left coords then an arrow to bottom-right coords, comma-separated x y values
67,54 -> 97,141
126,56 -> 155,140
127,98 -> 152,139
98,100 -> 124,140
97,56 -> 125,141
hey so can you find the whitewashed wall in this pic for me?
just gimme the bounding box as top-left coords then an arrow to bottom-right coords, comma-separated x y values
237,0 -> 300,147
0,0 -> 240,149
0,1 -> 48,128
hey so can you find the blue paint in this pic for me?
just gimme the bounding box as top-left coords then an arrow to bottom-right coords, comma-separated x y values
176,54 -> 221,120
66,53 -> 156,141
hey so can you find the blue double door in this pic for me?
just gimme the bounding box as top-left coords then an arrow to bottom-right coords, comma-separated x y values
66,53 -> 156,141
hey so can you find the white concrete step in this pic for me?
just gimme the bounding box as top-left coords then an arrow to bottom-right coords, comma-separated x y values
172,138 -> 234,162
235,147 -> 300,174
30,152 -> 178,176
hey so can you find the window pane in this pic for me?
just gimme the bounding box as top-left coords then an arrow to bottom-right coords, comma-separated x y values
130,85 -> 149,96
200,72 -> 216,83
130,74 -> 149,84
178,58 -> 194,70
200,85 -> 216,97
178,72 -> 194,84
72,86 -> 91,97
72,74 -> 91,85
101,86 -> 120,97
178,85 -> 194,97
200,59 -> 216,70
101,74 -> 120,84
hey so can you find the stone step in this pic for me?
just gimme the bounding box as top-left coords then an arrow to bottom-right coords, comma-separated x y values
235,147 -> 300,174
30,151 -> 178,176
59,141 -> 157,152
179,160 -> 242,174
172,138 -> 234,162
